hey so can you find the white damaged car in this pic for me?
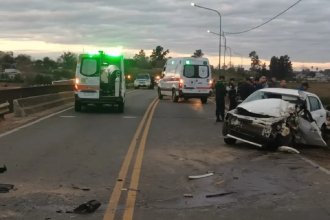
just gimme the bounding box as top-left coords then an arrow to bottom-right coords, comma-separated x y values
222,88 -> 328,149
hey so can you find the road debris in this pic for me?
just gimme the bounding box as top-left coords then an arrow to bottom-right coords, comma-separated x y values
71,184 -> 90,191
206,192 -> 236,198
215,180 -> 225,185
0,165 -> 7,173
278,146 -> 300,154
0,183 -> 14,193
183,194 -> 193,198
73,200 -> 101,214
188,172 -> 214,180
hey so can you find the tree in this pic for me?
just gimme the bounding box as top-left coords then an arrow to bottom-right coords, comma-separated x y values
56,52 -> 77,79
150,46 -> 169,67
249,51 -> 261,73
269,55 -> 293,79
43,57 -> 57,73
15,54 -> 33,74
192,49 -> 204,58
0,51 -> 15,69
133,49 -> 151,68
57,52 -> 77,71
261,62 -> 268,76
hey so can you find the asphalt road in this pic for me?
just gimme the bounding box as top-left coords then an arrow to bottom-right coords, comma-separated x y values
1,89 -> 330,220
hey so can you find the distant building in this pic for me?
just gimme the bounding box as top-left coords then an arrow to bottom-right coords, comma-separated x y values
3,69 -> 21,79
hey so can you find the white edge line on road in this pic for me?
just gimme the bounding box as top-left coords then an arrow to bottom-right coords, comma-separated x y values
300,155 -> 330,176
0,90 -> 139,139
0,107 -> 73,139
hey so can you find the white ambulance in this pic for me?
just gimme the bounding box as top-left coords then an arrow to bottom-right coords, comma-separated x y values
158,57 -> 212,103
74,50 -> 126,112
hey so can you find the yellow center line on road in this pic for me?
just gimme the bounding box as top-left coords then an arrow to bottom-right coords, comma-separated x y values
103,98 -> 158,220
123,99 -> 159,220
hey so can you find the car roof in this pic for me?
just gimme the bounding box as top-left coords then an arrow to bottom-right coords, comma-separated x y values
259,88 -> 315,97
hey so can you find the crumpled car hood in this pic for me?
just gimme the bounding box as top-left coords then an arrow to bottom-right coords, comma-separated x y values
238,99 -> 295,118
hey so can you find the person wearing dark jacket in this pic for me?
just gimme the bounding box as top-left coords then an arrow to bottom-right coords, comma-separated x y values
215,76 -> 226,122
237,77 -> 255,101
227,78 -> 237,110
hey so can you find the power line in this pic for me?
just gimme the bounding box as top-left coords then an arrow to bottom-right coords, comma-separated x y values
225,0 -> 303,35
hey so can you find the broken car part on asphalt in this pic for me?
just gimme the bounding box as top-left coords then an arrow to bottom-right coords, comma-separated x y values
0,164 -> 7,173
0,183 -> 14,193
73,200 -> 101,214
56,200 -> 102,214
71,184 -> 90,191
278,146 -> 300,154
188,172 -> 214,180
206,192 -> 236,198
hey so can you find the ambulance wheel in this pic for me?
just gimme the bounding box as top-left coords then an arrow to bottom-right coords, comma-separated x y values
172,90 -> 178,103
201,97 -> 207,104
118,102 -> 124,113
158,88 -> 163,99
75,100 -> 81,112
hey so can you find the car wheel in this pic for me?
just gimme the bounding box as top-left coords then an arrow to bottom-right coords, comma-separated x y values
224,137 -> 237,145
118,102 -> 124,113
273,132 -> 294,150
222,122 -> 236,144
184,97 -> 189,101
172,89 -> 178,102
201,97 -> 207,104
134,86 -> 138,89
158,88 -> 163,100
75,100 -> 81,112
321,124 -> 328,143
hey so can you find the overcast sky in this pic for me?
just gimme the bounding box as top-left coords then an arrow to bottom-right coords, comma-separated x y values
1,0 -> 329,69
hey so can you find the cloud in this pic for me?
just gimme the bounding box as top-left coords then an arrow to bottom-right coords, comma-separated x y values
0,0 -> 329,68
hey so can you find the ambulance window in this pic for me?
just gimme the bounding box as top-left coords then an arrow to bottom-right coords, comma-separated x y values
184,65 -> 195,78
184,65 -> 209,78
198,66 -> 208,78
81,58 -> 98,76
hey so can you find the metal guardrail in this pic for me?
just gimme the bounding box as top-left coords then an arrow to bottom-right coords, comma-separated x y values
0,85 -> 74,112
0,101 -> 10,119
13,92 -> 74,117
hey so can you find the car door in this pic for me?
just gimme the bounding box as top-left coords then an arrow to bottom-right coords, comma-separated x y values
308,95 -> 326,128
297,116 -> 327,147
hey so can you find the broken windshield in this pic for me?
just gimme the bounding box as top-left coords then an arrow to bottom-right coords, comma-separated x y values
243,90 -> 299,104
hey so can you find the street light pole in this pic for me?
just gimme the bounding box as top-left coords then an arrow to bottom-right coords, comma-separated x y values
191,3 -> 221,72
226,46 -> 232,67
207,30 -> 226,69
222,31 -> 226,70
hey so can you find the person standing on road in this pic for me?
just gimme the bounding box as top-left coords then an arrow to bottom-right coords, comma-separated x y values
255,75 -> 268,90
280,80 -> 287,88
215,75 -> 226,122
268,77 -> 277,88
237,77 -> 255,101
227,78 -> 237,110
298,81 -> 309,91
